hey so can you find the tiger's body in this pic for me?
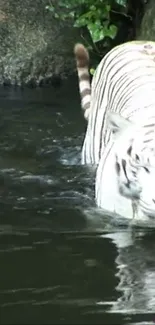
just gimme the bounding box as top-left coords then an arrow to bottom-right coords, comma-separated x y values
74,41 -> 155,220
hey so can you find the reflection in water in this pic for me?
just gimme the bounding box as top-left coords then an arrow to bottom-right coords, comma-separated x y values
103,229 -> 155,320
0,81 -> 155,324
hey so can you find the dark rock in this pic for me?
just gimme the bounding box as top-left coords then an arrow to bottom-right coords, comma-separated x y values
0,0 -> 80,87
137,0 -> 154,40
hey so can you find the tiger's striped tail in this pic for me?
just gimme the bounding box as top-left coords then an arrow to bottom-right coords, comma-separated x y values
74,43 -> 91,120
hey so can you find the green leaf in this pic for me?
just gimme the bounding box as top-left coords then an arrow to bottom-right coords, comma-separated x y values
69,11 -> 75,18
45,5 -> 55,12
90,5 -> 96,11
90,68 -> 95,75
88,22 -> 105,43
95,19 -> 102,28
98,29 -> 105,41
115,0 -> 127,7
108,24 -> 118,39
105,4 -> 111,12
54,13 -> 60,19
74,16 -> 87,27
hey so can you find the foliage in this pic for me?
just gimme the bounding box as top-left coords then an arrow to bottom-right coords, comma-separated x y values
46,0 -> 128,46
46,0 -> 133,74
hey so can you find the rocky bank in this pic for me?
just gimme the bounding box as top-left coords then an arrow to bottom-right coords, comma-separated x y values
0,0 -> 80,87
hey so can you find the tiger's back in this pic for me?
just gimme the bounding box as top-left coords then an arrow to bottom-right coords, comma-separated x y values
74,40 -> 155,165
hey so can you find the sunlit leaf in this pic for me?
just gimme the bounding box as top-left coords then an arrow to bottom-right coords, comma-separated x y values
115,0 -> 127,7
108,24 -> 118,38
90,68 -> 95,75
105,4 -> 111,12
54,13 -> 59,18
90,5 -> 96,11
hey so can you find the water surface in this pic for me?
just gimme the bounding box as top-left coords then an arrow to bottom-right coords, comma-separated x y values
0,79 -> 155,324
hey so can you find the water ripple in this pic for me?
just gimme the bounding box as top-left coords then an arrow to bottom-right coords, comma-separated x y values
0,86 -> 155,325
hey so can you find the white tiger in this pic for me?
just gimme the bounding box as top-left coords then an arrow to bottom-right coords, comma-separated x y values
74,41 -> 155,220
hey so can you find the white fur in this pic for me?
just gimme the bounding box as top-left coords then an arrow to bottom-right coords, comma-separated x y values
82,94 -> 91,107
96,138 -> 148,221
96,111 -> 155,220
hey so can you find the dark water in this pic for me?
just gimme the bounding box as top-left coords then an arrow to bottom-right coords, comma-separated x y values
0,78 -> 155,324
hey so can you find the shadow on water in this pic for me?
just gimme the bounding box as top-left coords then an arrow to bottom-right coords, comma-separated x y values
0,78 -> 155,324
